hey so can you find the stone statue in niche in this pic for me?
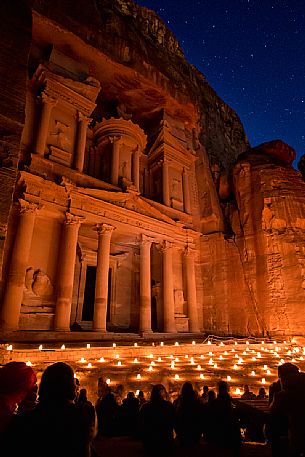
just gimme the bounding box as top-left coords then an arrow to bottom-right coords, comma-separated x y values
50,120 -> 71,151
174,289 -> 185,314
24,267 -> 54,299
171,177 -> 182,199
121,161 -> 128,178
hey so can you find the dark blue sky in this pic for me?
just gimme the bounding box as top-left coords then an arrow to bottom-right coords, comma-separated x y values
137,0 -> 305,167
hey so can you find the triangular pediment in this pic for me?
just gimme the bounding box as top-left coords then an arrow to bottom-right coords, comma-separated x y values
75,187 -> 177,225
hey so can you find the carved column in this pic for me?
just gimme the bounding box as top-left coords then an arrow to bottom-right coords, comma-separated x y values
162,241 -> 176,332
139,235 -> 153,333
183,169 -> 191,214
184,246 -> 200,333
35,93 -> 57,156
75,113 -> 91,172
54,213 -> 82,331
133,147 -> 140,191
1,200 -> 38,330
110,136 -> 121,186
162,161 -> 170,206
93,224 -> 114,331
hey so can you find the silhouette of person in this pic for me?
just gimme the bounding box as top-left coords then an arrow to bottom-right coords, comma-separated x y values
5,362 -> 93,457
139,384 -> 175,456
0,362 -> 37,440
207,380 -> 241,457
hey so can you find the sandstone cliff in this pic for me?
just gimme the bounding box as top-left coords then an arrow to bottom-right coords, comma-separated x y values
0,1 -> 32,298
29,0 -> 249,169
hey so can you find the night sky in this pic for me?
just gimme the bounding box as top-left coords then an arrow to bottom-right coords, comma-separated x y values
137,0 -> 305,167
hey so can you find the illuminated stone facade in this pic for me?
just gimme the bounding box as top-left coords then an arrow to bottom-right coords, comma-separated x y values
1,0 -> 305,339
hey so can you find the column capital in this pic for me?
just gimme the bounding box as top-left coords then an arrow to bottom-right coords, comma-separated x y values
39,92 -> 58,107
64,212 -> 85,225
18,199 -> 41,215
78,111 -> 92,125
95,223 -> 115,236
109,135 -> 122,144
160,240 -> 173,252
184,244 -> 196,257
140,234 -> 154,247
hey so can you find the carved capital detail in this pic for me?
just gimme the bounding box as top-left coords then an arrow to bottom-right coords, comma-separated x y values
39,92 -> 58,107
109,135 -> 122,145
184,244 -> 195,258
18,199 -> 40,215
140,234 -> 154,248
64,212 -> 85,225
78,111 -> 92,125
95,223 -> 115,236
160,240 -> 173,252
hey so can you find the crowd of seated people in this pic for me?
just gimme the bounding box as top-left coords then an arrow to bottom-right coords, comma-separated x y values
0,360 -> 304,457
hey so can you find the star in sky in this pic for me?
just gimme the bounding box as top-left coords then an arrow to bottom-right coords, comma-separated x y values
137,0 -> 305,167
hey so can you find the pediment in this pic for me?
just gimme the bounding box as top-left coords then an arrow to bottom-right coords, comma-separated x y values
76,187 -> 177,225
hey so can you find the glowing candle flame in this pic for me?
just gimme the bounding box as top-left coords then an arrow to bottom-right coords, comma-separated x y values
61,344 -> 65,350
79,358 -> 86,363
87,363 -> 92,368
106,378 -> 110,385
134,343 -> 138,347
134,358 -> 138,363
261,378 -> 266,384
6,345 -> 12,351
115,354 -> 120,359
39,345 -> 43,351
227,375 -> 231,381
157,357 -> 162,362
137,374 -> 141,379
175,342 -> 179,346
113,343 -> 116,347
26,361 -> 32,366
99,357 -> 105,362
117,361 -> 122,366
200,373 -> 204,379
235,388 -> 241,395
174,374 -> 179,380
251,371 -> 256,376
160,342 -> 164,346
197,365 -> 202,370
192,341 -> 196,345
87,344 -> 90,349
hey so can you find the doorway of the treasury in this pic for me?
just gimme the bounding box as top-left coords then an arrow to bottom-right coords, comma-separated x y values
80,266 -> 112,330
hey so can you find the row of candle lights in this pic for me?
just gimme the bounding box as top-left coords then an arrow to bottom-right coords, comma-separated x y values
4,338 -> 304,397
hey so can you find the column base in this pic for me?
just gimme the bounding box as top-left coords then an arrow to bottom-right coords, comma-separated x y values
139,329 -> 153,336
93,328 -> 107,333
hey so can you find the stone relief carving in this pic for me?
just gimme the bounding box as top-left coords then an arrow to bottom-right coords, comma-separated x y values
24,268 -> 54,299
174,289 -> 185,314
50,120 -> 71,151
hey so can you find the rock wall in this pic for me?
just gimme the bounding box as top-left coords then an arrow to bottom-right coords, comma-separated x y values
199,141 -> 305,337
0,1 -> 32,299
29,0 -> 249,169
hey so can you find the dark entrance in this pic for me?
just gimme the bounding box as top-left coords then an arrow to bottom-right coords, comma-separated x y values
82,266 -> 112,326
106,268 -> 112,323
151,296 -> 158,331
82,266 -> 96,321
